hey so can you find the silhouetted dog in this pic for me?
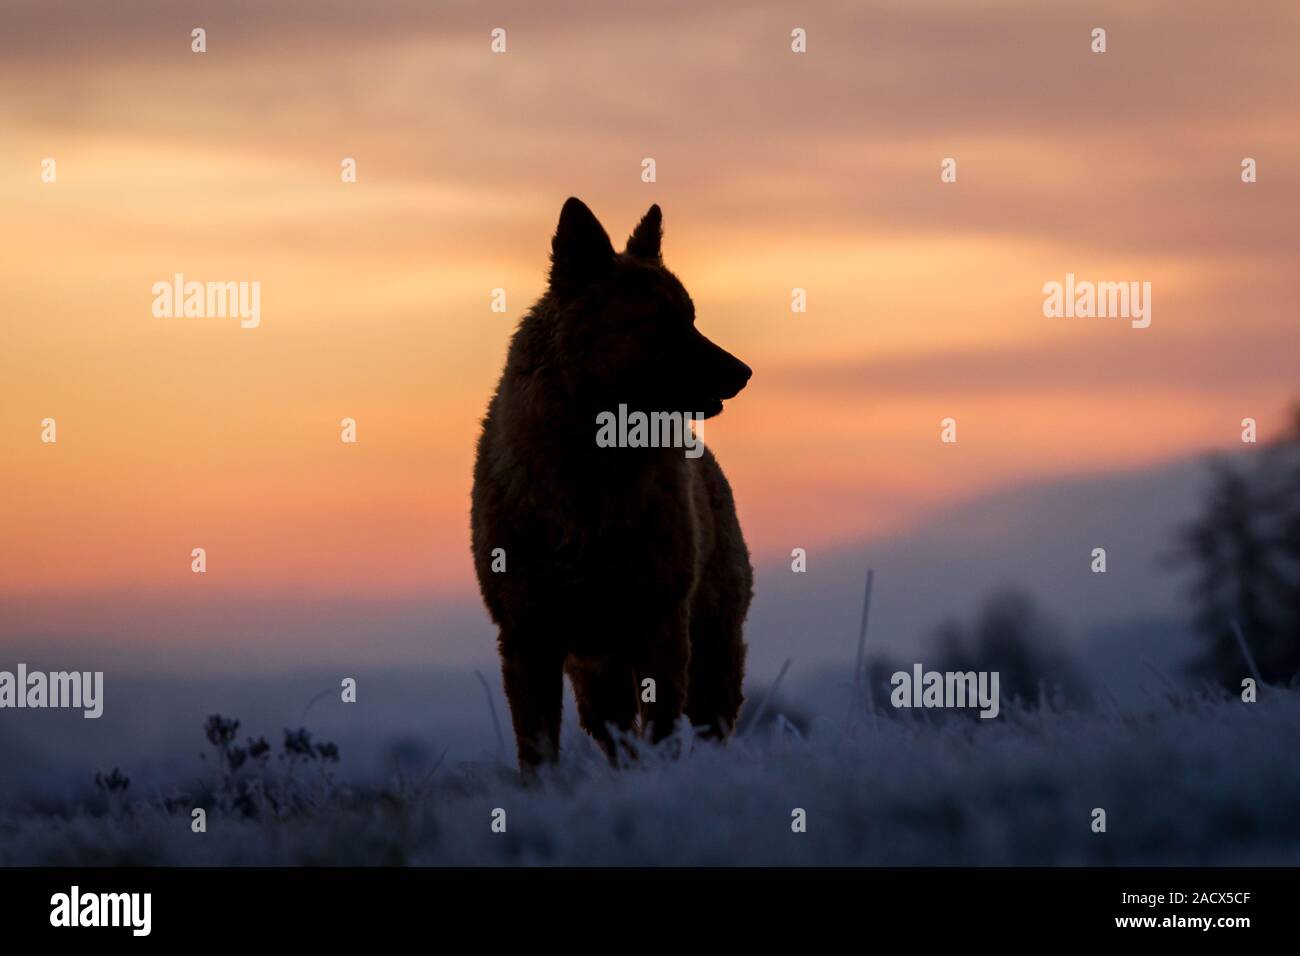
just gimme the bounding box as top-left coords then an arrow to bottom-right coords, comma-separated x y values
471,198 -> 753,772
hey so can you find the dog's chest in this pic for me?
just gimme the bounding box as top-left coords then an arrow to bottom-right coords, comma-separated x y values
547,466 -> 702,583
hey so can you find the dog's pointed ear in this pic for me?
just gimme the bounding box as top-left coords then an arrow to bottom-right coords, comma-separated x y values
550,197 -> 615,291
625,204 -> 662,261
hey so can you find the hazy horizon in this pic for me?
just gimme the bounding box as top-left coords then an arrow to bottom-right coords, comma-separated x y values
3,0 -> 1298,671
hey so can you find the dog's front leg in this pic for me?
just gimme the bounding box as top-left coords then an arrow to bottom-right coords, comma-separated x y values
633,603 -> 691,746
499,637 -> 564,775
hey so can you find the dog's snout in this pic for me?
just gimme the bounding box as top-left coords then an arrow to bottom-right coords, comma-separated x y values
696,332 -> 751,402
718,352 -> 751,398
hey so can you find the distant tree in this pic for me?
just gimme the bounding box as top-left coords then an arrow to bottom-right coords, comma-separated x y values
927,589 -> 1091,710
1175,407 -> 1300,688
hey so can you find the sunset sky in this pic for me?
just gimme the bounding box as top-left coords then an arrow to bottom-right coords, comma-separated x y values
2,0 -> 1297,668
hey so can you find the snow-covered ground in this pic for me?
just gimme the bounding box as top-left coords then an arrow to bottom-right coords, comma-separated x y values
5,685 -> 1297,866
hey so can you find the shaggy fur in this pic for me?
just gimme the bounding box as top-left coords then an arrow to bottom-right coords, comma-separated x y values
471,198 -> 754,772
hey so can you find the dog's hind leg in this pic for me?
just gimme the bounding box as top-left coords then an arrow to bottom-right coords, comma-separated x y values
566,655 -> 638,763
